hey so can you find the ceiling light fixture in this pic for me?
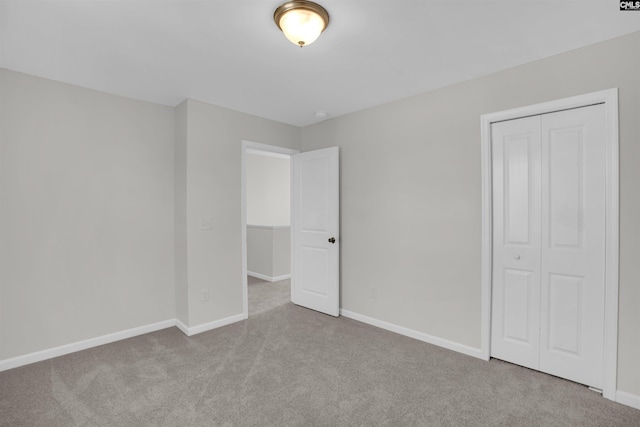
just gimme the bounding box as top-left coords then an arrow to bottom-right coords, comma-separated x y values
274,1 -> 330,47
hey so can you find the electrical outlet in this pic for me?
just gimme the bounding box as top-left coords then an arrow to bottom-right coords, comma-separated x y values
370,287 -> 377,299
201,288 -> 209,302
200,216 -> 213,230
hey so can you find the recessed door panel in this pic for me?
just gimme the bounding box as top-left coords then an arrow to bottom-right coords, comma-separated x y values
301,246 -> 329,296
502,269 -> 533,344
547,274 -> 583,355
300,158 -> 329,232
505,137 -> 532,245
548,127 -> 583,248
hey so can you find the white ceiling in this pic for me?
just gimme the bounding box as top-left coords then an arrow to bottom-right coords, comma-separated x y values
1,1 -> 639,127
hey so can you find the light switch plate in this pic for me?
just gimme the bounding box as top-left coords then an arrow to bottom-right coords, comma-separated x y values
200,216 -> 213,230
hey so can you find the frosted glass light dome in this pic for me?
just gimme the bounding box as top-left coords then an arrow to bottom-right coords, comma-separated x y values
274,1 -> 329,47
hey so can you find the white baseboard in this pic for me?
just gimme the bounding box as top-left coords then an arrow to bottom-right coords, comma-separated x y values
0,319 -> 176,372
175,319 -> 190,336
177,313 -> 245,337
616,390 -> 640,410
339,311 -> 640,411
0,313 -> 247,372
248,271 -> 291,282
3,309 -> 637,411
340,309 -> 484,360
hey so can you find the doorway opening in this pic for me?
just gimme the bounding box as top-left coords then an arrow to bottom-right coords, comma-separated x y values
241,141 -> 299,318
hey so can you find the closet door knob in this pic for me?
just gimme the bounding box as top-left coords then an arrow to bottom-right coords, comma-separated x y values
328,237 -> 336,244
514,254 -> 521,260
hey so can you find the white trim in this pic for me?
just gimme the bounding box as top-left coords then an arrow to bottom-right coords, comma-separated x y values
242,141 -> 299,157
480,106 -> 493,362
246,147 -> 291,159
247,224 -> 290,230
0,313 -> 248,372
175,319 -> 190,336
247,271 -> 291,282
241,140 -> 298,319
0,319 -> 176,372
480,88 -> 619,401
340,309 -> 483,360
616,391 -> 640,410
602,90 -> 620,401
177,313 -> 245,337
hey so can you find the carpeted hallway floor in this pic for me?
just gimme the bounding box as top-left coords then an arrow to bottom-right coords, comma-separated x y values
247,275 -> 290,316
1,297 -> 639,426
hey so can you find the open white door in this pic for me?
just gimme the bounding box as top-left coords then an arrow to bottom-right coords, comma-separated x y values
292,147 -> 339,316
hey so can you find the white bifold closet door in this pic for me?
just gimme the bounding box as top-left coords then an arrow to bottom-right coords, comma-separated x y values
490,104 -> 606,389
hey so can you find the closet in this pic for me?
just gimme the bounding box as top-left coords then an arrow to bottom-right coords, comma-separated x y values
490,104 -> 606,389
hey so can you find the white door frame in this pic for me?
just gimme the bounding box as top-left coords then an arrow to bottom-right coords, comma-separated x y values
479,89 -> 619,400
240,140 -> 299,319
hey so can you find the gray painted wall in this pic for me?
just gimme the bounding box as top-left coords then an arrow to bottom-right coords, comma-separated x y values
247,226 -> 291,278
247,226 -> 275,277
246,153 -> 290,226
0,69 -> 176,359
301,32 -> 640,395
272,227 -> 291,278
179,100 -> 299,327
0,70 -> 300,361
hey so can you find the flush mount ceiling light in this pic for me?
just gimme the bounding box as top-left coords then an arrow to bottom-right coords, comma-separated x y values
274,1 -> 330,47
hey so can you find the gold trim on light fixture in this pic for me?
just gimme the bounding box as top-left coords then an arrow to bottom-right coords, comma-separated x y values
274,0 -> 330,47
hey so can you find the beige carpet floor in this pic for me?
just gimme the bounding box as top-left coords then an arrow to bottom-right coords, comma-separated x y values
247,275 -> 290,316
1,301 -> 639,426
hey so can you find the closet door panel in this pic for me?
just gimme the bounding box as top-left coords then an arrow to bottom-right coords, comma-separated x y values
539,105 -> 606,389
490,116 -> 542,370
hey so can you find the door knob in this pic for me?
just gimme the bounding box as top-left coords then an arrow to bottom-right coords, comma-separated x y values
328,237 -> 336,244
514,254 -> 521,260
